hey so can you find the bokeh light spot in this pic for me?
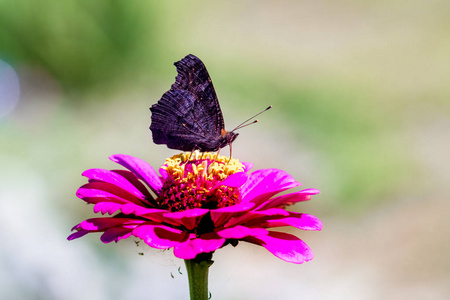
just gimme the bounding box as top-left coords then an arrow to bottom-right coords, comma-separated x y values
0,60 -> 20,119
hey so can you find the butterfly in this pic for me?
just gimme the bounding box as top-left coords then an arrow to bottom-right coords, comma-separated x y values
150,54 -> 270,153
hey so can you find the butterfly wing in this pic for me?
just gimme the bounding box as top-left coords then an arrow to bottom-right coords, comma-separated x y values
171,54 -> 225,135
151,89 -> 222,151
150,54 -> 225,151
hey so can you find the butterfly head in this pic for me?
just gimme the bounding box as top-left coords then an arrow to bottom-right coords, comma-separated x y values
220,129 -> 239,148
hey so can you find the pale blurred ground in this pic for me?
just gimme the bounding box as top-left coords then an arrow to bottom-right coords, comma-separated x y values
1,1 -> 449,299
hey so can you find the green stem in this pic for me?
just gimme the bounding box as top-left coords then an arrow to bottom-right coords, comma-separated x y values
184,253 -> 214,300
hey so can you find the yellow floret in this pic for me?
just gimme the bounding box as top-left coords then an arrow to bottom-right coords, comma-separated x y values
161,151 -> 245,181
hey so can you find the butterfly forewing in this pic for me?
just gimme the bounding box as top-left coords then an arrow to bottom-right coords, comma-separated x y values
172,55 -> 225,135
150,54 -> 228,151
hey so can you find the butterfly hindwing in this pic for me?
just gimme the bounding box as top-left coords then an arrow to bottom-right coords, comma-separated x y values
151,89 -> 219,151
150,54 -> 227,151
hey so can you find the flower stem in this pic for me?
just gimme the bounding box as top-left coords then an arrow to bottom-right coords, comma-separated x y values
184,253 -> 214,300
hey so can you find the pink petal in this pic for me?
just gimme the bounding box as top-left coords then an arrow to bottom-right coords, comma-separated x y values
217,225 -> 268,239
242,162 -> 253,172
251,208 -> 290,217
252,212 -> 323,231
133,225 -> 188,249
213,172 -> 248,189
120,203 -> 154,215
240,169 -> 301,207
109,154 -> 163,194
67,230 -> 89,240
244,231 -> 313,264
77,182 -> 144,206
138,209 -> 176,224
118,205 -> 176,225
257,188 -> 320,210
112,169 -> 153,199
94,202 -> 122,215
210,202 -> 255,227
173,234 -> 225,260
119,204 -> 165,217
68,218 -> 146,242
73,218 -> 145,231
163,209 -> 209,230
82,168 -> 146,200
101,227 -> 134,243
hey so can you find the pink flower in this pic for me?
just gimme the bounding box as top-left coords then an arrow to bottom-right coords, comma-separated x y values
68,152 -> 322,264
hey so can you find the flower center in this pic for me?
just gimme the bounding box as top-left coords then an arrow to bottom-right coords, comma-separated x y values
158,151 -> 244,212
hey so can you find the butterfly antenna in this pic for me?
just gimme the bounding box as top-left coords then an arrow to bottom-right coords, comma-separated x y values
234,119 -> 258,130
232,105 -> 272,132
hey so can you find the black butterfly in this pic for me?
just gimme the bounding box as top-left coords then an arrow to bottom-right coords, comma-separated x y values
150,54 -> 270,152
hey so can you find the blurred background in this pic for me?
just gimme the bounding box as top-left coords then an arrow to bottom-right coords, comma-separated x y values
1,0 -> 449,299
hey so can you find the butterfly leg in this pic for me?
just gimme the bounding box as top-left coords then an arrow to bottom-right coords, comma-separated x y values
186,146 -> 199,162
227,143 -> 233,164
186,149 -> 195,162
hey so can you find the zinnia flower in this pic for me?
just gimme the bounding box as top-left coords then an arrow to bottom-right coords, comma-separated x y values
68,152 -> 322,264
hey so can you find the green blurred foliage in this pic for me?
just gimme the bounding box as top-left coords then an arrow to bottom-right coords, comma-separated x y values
0,0 -> 160,93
